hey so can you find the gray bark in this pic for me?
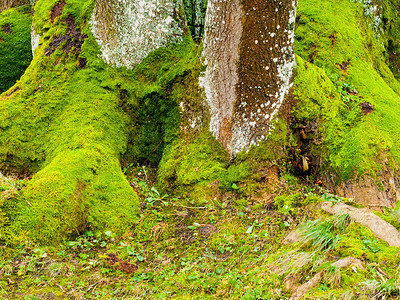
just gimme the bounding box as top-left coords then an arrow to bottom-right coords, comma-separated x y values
1,0 -> 30,12
91,0 -> 185,69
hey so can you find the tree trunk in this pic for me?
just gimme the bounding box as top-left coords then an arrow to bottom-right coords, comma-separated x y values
0,0 -> 30,12
91,0 -> 186,68
201,0 -> 297,156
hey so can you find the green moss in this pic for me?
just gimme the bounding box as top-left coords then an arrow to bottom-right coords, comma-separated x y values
158,131 -> 229,194
294,0 -> 400,180
336,222 -> 399,269
0,5 -> 32,93
0,0 -> 131,244
382,0 -> 400,81
274,193 -> 304,213
120,34 -> 202,166
0,0 -> 212,244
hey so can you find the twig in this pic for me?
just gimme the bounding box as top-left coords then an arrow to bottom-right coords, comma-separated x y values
376,267 -> 390,279
172,202 -> 207,210
142,137 -> 164,166
55,283 -> 65,293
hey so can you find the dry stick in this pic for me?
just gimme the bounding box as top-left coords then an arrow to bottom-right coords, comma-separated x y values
55,283 -> 65,293
172,202 -> 207,210
142,137 -> 164,166
376,267 -> 390,279
86,280 -> 104,293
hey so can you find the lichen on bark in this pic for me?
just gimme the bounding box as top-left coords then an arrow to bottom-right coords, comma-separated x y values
201,0 -> 297,156
91,0 -> 186,68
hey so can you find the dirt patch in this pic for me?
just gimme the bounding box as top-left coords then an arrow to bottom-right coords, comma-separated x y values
44,15 -> 87,59
106,253 -> 137,274
51,1 -> 66,22
360,101 -> 374,115
198,224 -> 217,239
337,60 -> 351,73
323,161 -> 400,207
2,24 -> 11,33
176,228 -> 196,244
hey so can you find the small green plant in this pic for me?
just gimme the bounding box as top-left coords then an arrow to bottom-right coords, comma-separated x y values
363,274 -> 400,299
66,231 -> 110,250
145,187 -> 170,206
321,192 -> 354,204
362,237 -> 381,253
299,213 -> 351,252
126,246 -> 145,262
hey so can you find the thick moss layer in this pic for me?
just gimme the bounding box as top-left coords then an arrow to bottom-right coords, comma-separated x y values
0,0 -> 141,244
0,5 -> 32,93
294,0 -> 400,180
0,0 -> 209,244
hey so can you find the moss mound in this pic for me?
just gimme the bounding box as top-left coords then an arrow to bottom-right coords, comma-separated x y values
0,0 -> 210,244
0,5 -> 32,93
294,0 -> 400,181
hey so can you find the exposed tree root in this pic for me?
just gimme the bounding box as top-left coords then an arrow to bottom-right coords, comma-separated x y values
321,202 -> 400,247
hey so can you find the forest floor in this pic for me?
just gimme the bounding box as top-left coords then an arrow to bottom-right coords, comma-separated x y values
1,166 -> 400,299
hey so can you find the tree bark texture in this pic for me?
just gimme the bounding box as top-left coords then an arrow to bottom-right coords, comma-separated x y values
183,0 -> 207,39
0,0 -> 29,12
201,0 -> 297,156
91,0 -> 185,68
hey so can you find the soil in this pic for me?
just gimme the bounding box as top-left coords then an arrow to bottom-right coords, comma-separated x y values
50,1 -> 66,22
2,24 -> 11,33
360,101 -> 374,115
106,253 -> 137,274
198,224 -> 217,239
44,15 -> 87,59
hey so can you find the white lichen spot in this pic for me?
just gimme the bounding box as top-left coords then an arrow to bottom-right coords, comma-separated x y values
91,0 -> 183,69
31,26 -> 40,57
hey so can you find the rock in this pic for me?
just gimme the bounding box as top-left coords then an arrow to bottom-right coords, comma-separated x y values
321,201 -> 400,247
282,230 -> 302,245
290,271 -> 323,300
284,273 -> 302,292
333,256 -> 364,270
